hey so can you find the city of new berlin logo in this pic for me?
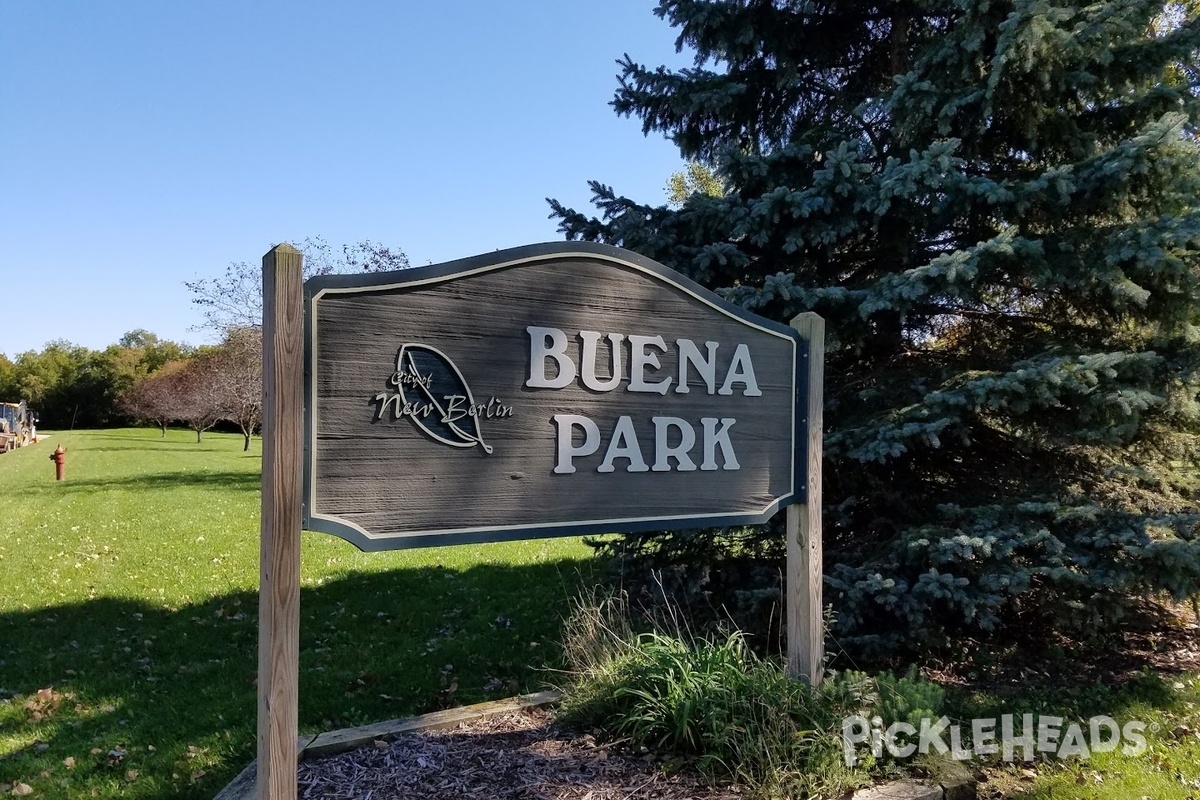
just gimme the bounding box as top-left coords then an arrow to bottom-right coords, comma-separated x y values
370,344 -> 513,454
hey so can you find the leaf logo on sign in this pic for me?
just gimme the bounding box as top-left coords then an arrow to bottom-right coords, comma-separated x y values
393,344 -> 493,454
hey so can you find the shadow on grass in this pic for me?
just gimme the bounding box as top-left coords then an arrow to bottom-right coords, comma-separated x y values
71,431 -> 240,444
0,559 -> 594,800
66,445 -> 246,454
57,431 -> 259,453
21,470 -> 261,494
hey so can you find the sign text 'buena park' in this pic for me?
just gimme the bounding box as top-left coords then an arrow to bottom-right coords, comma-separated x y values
370,326 -> 762,475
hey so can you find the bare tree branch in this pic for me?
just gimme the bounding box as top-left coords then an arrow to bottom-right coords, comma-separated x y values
185,237 -> 410,333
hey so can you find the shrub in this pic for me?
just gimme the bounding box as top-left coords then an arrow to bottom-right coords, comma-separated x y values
557,594 -> 944,798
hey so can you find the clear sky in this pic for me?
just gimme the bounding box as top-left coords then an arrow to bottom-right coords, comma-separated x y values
0,1 -> 692,357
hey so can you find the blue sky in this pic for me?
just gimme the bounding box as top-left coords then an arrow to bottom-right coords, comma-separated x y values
0,1 -> 692,356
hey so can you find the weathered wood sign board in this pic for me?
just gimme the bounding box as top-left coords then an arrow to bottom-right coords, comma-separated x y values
303,242 -> 807,550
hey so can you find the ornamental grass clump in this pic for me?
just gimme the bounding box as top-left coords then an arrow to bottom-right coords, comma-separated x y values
558,595 -> 943,798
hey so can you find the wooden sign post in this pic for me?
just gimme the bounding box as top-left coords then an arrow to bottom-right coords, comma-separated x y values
257,242 -> 824,799
788,313 -> 824,685
258,244 -> 304,800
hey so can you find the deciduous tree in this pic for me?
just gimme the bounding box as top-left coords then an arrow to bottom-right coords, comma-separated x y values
119,360 -> 187,437
174,352 -> 226,443
666,160 -> 725,206
213,327 -> 263,451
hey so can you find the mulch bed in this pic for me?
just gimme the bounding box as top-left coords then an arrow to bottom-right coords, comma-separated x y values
296,708 -> 743,800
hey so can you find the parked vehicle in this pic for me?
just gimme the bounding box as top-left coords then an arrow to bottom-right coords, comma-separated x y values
0,401 -> 34,453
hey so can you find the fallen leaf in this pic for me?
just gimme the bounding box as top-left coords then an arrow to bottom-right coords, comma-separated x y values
11,783 -> 32,797
62,758 -> 74,770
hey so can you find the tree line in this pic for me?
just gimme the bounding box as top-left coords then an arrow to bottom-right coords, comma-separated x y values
0,238 -> 408,448
0,330 -> 191,430
0,328 -> 262,448
119,327 -> 263,449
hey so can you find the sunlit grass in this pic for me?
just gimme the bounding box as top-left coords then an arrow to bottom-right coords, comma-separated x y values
947,670 -> 1200,799
0,428 -> 598,798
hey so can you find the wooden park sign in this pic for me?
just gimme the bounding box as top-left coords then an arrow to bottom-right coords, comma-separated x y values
257,242 -> 824,800
304,242 -> 807,549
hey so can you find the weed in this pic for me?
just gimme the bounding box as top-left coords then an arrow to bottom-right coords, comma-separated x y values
556,593 -> 945,798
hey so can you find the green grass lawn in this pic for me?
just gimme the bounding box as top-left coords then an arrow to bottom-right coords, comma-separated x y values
4,428 -> 1198,799
947,670 -> 1200,799
0,428 -> 599,798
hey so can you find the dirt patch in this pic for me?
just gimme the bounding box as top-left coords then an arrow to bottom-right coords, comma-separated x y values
922,600 -> 1200,692
297,707 -> 742,799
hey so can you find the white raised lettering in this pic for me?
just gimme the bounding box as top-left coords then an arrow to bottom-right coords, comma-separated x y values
675,339 -> 718,394
597,415 -> 649,473
700,417 -> 739,470
579,331 -> 625,392
652,417 -> 696,472
442,395 -> 469,423
629,335 -> 672,395
526,326 -> 576,389
718,343 -> 761,396
552,414 -> 600,474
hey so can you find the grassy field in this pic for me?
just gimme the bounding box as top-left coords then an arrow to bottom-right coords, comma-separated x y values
950,670 -> 1200,799
0,428 -> 599,799
3,428 -> 1199,799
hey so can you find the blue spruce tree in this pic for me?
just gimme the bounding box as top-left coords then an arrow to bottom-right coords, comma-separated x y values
551,0 -> 1200,653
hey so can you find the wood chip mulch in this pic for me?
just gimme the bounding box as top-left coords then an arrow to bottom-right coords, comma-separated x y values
296,708 -> 743,800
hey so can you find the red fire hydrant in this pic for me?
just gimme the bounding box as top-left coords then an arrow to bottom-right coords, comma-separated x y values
50,444 -> 65,481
